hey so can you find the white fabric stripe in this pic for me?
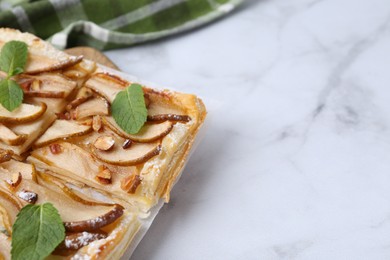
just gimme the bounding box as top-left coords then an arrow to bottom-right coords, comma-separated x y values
101,0 -> 242,46
101,0 -> 186,30
49,0 -> 88,28
49,21 -> 110,49
11,6 -> 36,33
207,0 -> 219,9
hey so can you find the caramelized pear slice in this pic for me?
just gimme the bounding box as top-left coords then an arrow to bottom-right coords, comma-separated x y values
0,28 -> 83,74
20,73 -> 76,98
37,171 -> 113,207
0,125 -> 27,146
102,116 -> 173,143
147,114 -> 191,123
0,103 -> 46,124
53,231 -> 107,256
85,73 -> 126,103
34,120 -> 92,148
64,204 -> 124,232
74,98 -> 109,120
92,139 -> 161,166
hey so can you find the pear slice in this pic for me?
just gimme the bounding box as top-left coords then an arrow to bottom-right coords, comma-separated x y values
19,73 -> 76,98
102,116 -> 174,143
0,166 -> 125,234
64,204 -> 124,232
92,139 -> 161,166
34,120 -> 92,148
85,73 -> 126,103
0,124 -> 27,146
0,233 -> 11,259
54,231 -> 107,256
74,98 -> 109,120
0,28 -> 83,74
0,103 -> 47,124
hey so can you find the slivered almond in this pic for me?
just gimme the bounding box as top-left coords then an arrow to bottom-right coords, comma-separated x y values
121,175 -> 141,194
122,139 -> 132,149
94,135 -> 115,151
96,166 -> 112,185
5,172 -> 22,189
92,115 -> 102,132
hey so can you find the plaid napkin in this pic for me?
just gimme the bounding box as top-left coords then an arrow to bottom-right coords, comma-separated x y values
0,0 -> 242,50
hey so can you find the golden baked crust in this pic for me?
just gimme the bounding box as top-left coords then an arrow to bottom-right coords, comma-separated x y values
0,28 -> 206,259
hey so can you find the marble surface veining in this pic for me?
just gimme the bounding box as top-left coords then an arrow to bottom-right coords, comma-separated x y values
106,0 -> 390,259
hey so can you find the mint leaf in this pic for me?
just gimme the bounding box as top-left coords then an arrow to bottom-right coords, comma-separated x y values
112,84 -> 147,134
11,203 -> 65,260
0,41 -> 28,77
0,79 -> 23,111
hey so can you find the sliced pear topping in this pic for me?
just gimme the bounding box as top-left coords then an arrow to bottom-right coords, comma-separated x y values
94,135 -> 115,151
66,87 -> 94,111
102,116 -> 173,143
64,204 -> 124,232
147,114 -> 191,123
53,231 -> 107,256
34,120 -> 92,148
0,124 -> 27,146
92,140 -> 161,166
85,73 -> 126,103
0,28 -> 83,74
0,103 -> 46,124
74,98 -> 109,120
36,171 -> 113,207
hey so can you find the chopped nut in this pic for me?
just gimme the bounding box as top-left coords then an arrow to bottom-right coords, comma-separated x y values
94,135 -> 115,151
92,115 -> 102,132
49,144 -> 62,154
121,175 -> 141,194
6,172 -> 22,189
0,149 -> 13,163
66,88 -> 94,111
19,78 -> 34,91
30,80 -> 41,91
122,139 -> 132,149
63,69 -> 86,79
18,189 -> 38,204
55,112 -> 71,120
96,166 -> 112,184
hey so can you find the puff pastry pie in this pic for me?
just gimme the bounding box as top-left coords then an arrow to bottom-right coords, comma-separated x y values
0,28 -> 206,259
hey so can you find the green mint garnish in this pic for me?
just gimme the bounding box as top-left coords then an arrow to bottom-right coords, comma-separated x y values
11,203 -> 65,260
0,41 -> 28,111
112,83 -> 147,134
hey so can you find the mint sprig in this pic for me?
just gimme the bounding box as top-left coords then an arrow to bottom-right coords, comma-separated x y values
0,41 -> 28,111
11,203 -> 65,260
112,84 -> 147,134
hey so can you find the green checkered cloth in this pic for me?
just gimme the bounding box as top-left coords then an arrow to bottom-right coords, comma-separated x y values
0,0 -> 242,50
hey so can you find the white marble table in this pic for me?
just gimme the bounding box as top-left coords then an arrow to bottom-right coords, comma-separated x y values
106,0 -> 390,259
